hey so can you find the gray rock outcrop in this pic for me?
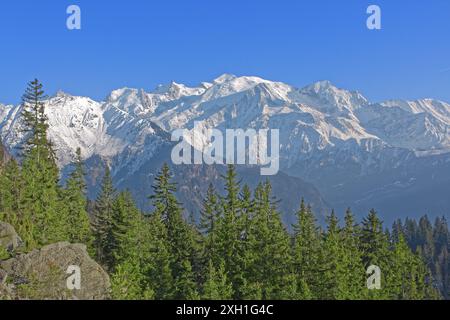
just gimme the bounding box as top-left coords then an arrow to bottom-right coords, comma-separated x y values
0,221 -> 22,252
0,240 -> 110,300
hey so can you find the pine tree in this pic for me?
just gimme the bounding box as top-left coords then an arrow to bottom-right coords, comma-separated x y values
146,210 -> 175,299
389,235 -> 438,299
319,210 -> 346,299
391,219 -> 404,244
245,182 -> 294,299
200,183 -> 221,264
215,165 -> 246,299
359,209 -> 392,299
292,198 -> 321,299
150,164 -> 199,299
92,166 -> 116,269
340,208 -> 366,299
111,199 -> 163,300
110,191 -> 141,266
433,217 -> 450,298
202,259 -> 233,300
20,79 -> 64,248
62,148 -> 93,249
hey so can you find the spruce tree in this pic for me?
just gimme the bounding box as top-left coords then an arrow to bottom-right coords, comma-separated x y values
110,191 -> 141,266
146,210 -> 175,299
202,259 -> 233,300
340,208 -> 366,299
359,209 -> 392,299
92,166 -> 116,269
319,210 -> 345,299
111,199 -> 160,300
150,164 -> 199,299
245,182 -> 294,299
20,79 -> 64,248
215,165 -> 245,299
292,199 -> 321,299
62,148 -> 93,249
200,183 -> 221,265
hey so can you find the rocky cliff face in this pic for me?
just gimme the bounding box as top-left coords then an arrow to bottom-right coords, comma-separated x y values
0,222 -> 110,300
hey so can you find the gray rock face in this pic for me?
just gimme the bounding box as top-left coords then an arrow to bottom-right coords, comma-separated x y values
0,222 -> 22,252
0,242 -> 110,300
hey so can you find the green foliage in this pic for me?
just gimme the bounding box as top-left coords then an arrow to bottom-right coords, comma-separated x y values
245,182 -> 293,299
292,198 -> 321,299
202,260 -> 233,300
5,79 -> 70,249
111,260 -> 155,300
61,148 -> 93,251
92,166 -> 116,269
149,164 -> 199,299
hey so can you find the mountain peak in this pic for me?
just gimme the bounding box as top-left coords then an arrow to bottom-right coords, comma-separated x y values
106,87 -> 140,102
212,73 -> 237,84
55,90 -> 69,97
303,80 -> 338,94
53,90 -> 78,99
154,81 -> 185,94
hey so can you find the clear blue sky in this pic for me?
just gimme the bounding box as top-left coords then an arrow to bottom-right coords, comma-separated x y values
0,0 -> 449,104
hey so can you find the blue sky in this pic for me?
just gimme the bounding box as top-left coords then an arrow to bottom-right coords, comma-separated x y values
0,0 -> 449,104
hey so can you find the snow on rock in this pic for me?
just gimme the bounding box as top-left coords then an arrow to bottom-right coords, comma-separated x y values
0,74 -> 449,178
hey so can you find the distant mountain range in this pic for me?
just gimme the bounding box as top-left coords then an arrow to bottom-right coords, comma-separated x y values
1,74 -> 449,224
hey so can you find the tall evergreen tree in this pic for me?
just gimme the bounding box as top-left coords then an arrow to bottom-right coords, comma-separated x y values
62,148 -> 93,249
92,166 -> 116,269
292,198 -> 320,299
110,194 -> 157,300
200,183 -> 221,264
340,208 -> 366,299
150,164 -> 199,299
20,79 -> 64,248
110,191 -> 141,265
319,210 -> 346,299
215,165 -> 246,299
359,209 -> 394,299
246,182 -> 295,299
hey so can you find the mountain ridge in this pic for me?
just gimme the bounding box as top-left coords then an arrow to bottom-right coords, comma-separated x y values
1,74 -> 449,222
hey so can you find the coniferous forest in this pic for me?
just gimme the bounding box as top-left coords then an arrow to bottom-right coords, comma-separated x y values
1,80 -> 449,300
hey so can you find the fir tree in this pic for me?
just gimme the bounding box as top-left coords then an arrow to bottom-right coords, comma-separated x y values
202,260 -> 233,300
319,210 -> 345,299
292,199 -> 321,298
20,79 -> 64,248
216,165 -> 245,299
246,182 -> 294,299
62,148 -> 93,249
340,208 -> 366,299
200,183 -> 221,264
150,164 -> 199,299
110,191 -> 141,266
92,166 -> 116,269
359,209 -> 393,299
146,210 -> 175,299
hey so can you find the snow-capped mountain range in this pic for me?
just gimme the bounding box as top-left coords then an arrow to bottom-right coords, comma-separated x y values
1,74 -> 449,222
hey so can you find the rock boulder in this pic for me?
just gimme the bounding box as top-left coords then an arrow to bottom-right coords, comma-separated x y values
0,221 -> 22,252
0,242 -> 110,300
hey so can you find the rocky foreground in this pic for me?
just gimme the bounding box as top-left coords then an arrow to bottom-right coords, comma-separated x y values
0,221 -> 110,300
